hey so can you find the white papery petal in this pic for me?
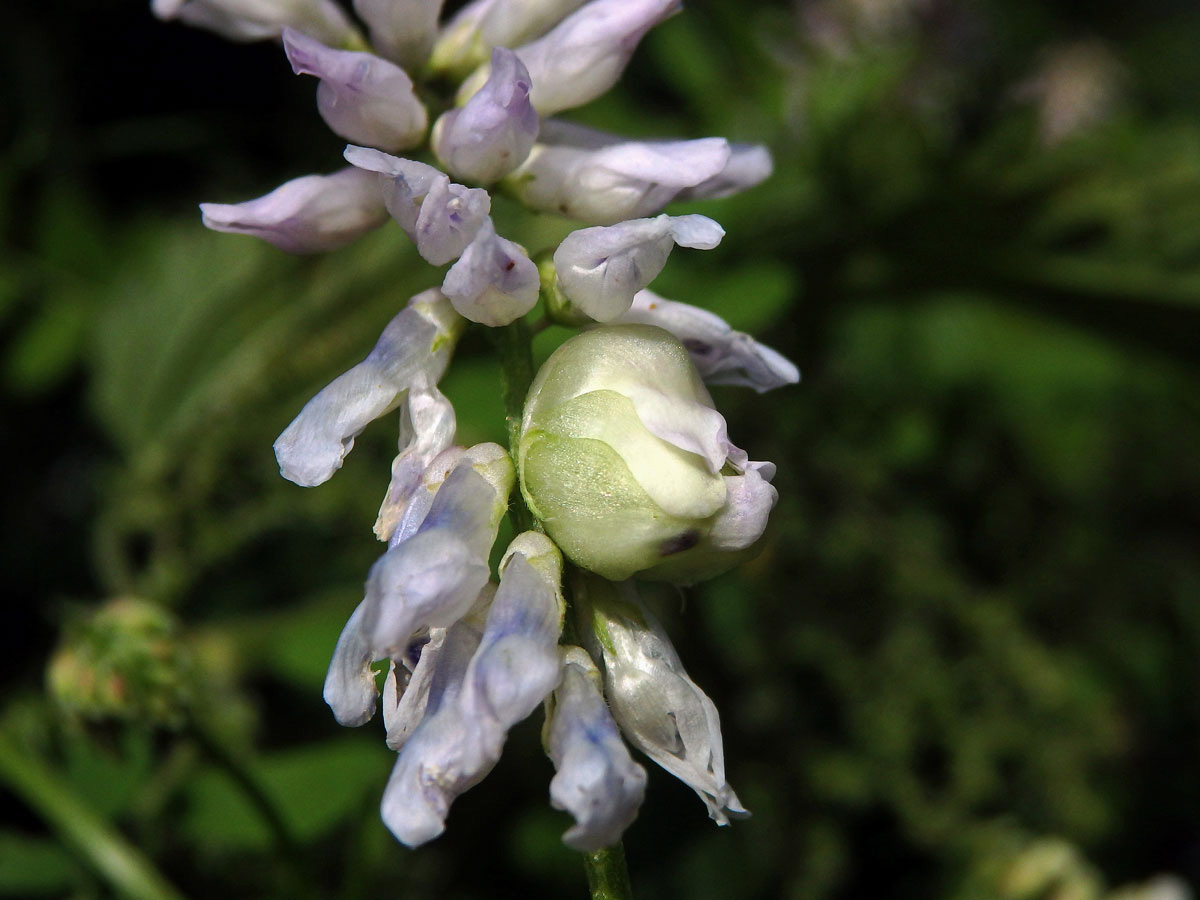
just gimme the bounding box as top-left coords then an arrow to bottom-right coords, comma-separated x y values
381,542 -> 563,847
353,0 -> 444,67
200,168 -> 388,254
617,291 -> 800,392
498,0 -> 681,115
153,0 -> 360,45
506,121 -> 730,223
675,143 -> 774,201
553,214 -> 724,322
283,29 -> 427,151
373,380 -> 457,542
547,646 -> 647,851
343,147 -> 490,263
622,384 -> 729,475
432,48 -> 539,184
582,580 -> 748,824
273,289 -> 462,487
442,219 -> 540,326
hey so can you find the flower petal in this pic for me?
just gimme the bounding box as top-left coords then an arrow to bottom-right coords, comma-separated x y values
200,168 -> 388,254
580,578 -> 748,825
547,645 -> 647,850
432,47 -> 539,184
442,219 -> 540,326
152,0 -> 360,45
352,0 -> 443,68
675,143 -> 773,201
273,289 -> 464,487
553,214 -> 724,322
617,290 -> 800,392
283,29 -> 427,151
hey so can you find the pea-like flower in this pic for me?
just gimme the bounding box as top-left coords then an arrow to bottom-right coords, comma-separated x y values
519,324 -> 778,583
152,0 -> 360,46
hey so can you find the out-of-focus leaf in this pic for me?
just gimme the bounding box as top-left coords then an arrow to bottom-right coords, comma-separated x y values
0,832 -> 78,895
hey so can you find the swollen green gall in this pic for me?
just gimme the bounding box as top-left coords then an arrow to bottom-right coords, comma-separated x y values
518,325 -> 778,583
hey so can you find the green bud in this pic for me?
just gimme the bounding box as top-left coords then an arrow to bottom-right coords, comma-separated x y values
518,325 -> 778,583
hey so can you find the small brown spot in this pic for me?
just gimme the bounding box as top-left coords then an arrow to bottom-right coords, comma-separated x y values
659,530 -> 701,557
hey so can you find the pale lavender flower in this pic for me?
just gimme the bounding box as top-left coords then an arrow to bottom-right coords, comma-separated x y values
580,579 -> 748,824
553,214 -> 725,322
353,0 -> 444,68
344,146 -> 491,265
442,218 -> 540,326
151,0 -> 360,46
199,167 -> 388,254
380,532 -> 564,846
615,290 -> 799,392
432,48 -> 539,185
547,646 -> 647,850
282,29 -> 428,152
497,0 -> 682,115
273,289 -> 464,487
504,120 -> 731,224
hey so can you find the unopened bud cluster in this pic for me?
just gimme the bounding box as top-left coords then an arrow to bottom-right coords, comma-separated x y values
154,0 -> 798,853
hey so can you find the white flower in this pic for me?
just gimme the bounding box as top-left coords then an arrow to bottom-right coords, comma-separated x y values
579,577 -> 748,824
442,219 -> 541,326
352,0 -> 444,68
151,0 -> 360,46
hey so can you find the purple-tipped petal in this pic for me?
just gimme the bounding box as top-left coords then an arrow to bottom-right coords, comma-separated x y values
553,214 -> 724,321
442,219 -> 540,326
200,167 -> 388,253
343,146 -> 490,264
283,29 -> 427,151
432,47 -> 539,184
617,290 -> 800,392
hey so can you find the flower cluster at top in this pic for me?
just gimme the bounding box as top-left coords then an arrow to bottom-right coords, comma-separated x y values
154,0 -> 799,852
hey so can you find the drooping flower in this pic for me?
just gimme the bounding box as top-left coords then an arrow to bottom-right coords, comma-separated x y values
577,576 -> 747,824
442,218 -> 541,326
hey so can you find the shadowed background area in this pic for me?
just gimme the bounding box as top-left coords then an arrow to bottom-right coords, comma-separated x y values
2,0 -> 1199,898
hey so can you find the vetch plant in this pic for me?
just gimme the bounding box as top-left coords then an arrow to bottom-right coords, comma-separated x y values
152,0 -> 797,894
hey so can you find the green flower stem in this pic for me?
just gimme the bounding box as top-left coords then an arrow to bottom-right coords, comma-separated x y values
0,730 -> 186,900
584,843 -> 635,900
493,317 -> 539,535
493,319 -> 635,900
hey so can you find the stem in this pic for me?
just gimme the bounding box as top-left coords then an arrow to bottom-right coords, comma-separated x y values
493,320 -> 636,900
492,317 -> 539,534
584,843 -> 635,900
0,730 -> 187,900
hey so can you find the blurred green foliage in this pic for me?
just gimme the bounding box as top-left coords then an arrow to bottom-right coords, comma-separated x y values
2,0 -> 1199,898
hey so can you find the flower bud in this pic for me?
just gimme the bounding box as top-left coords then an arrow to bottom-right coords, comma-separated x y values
432,48 -> 539,185
200,167 -> 389,254
441,218 -> 540,326
518,324 -> 778,582
283,29 -> 427,152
